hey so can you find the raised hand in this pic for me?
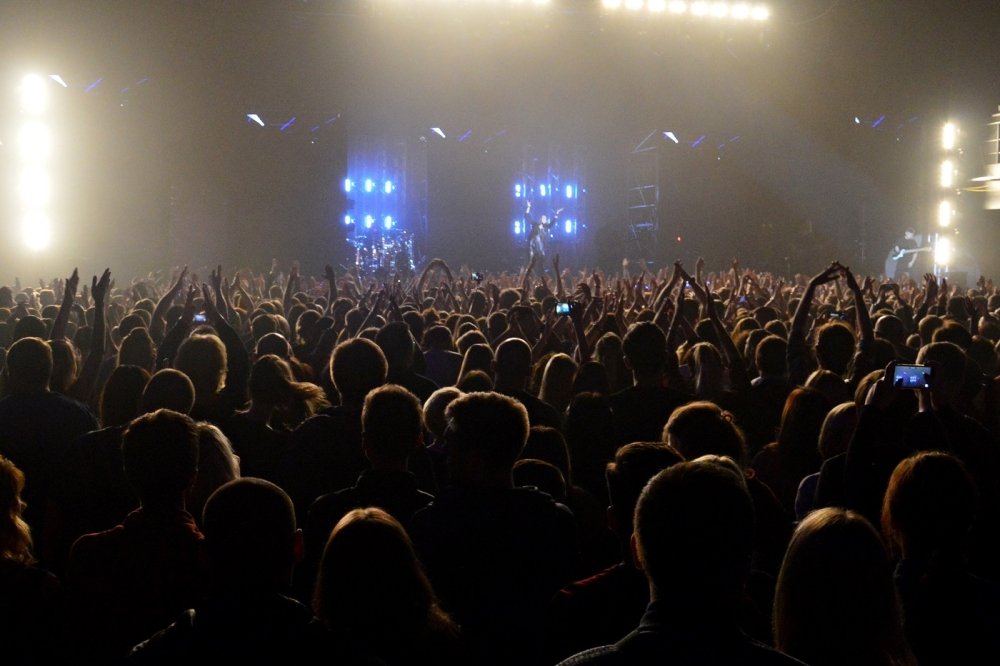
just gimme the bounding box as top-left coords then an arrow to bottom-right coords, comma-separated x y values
324,264 -> 336,283
182,284 -> 198,322
201,283 -> 219,319
91,268 -> 111,305
65,268 -> 80,299
210,264 -> 224,294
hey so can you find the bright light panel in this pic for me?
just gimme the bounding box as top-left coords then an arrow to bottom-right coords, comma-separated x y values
668,1 -> 688,13
648,0 -> 667,12
383,215 -> 394,230
625,0 -> 644,10
939,160 -> 954,189
22,212 -> 51,251
942,122 -> 957,151
18,123 -> 52,163
564,218 -> 573,234
691,1 -> 709,15
514,220 -> 522,235
19,74 -> 48,114
935,236 -> 953,265
938,200 -> 953,227
344,215 -> 354,226
19,168 -> 52,208
364,215 -> 374,229
384,180 -> 394,194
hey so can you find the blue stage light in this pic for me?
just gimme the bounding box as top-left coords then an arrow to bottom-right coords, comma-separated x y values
364,215 -> 374,229
344,215 -> 354,226
515,183 -> 522,198
384,215 -> 394,230
539,184 -> 547,197
514,220 -> 522,235
384,180 -> 393,194
565,184 -> 575,199
344,178 -> 353,193
564,219 -> 573,234
364,179 -> 374,193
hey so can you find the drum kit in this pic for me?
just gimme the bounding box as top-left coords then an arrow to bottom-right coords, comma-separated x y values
351,231 -> 415,277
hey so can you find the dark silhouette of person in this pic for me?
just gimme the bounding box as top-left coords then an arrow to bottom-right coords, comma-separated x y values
410,391 -> 578,665
128,478 -> 313,663
62,409 -> 206,663
558,458 -> 804,665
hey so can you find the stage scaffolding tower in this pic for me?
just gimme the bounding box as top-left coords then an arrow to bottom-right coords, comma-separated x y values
625,131 -> 660,261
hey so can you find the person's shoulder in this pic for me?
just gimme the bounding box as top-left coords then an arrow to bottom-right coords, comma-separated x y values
556,644 -> 626,666
126,609 -> 196,664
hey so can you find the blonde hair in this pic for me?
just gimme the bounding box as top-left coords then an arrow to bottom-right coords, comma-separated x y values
0,456 -> 33,564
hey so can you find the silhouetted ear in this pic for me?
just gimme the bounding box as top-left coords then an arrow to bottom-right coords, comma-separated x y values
630,532 -> 643,571
293,529 -> 304,565
606,505 -> 619,536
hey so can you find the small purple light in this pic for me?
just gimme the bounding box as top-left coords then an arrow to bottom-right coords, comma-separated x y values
85,77 -> 103,93
458,130 -> 473,143
872,115 -> 886,128
279,116 -> 297,132
691,135 -> 706,148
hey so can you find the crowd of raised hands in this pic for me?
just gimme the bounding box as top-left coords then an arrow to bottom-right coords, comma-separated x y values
2,250 -> 1000,665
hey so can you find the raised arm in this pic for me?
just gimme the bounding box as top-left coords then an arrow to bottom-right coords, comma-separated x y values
788,263 -> 840,385
69,269 -> 110,403
50,268 -> 79,341
150,266 -> 187,343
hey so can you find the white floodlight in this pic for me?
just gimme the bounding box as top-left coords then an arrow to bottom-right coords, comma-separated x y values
246,113 -> 265,127
48,74 -> 68,88
691,1 -> 710,16
750,5 -> 769,20
648,0 -> 667,12
730,3 -> 750,19
22,212 -> 51,251
19,168 -> 51,208
940,160 -> 954,189
19,74 -> 48,114
934,236 -> 953,265
625,0 -> 644,10
603,0 -> 623,9
937,200 -> 953,228
942,122 -> 957,150
431,127 -> 447,139
667,0 -> 688,13
711,2 -> 729,18
18,123 -> 52,163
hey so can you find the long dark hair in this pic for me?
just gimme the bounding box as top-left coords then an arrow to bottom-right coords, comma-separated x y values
775,508 -> 914,666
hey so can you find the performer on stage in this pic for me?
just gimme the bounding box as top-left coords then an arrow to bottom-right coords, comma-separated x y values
525,200 -> 563,264
885,227 -> 932,280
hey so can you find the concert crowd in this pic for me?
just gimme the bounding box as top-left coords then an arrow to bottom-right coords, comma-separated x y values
2,253 -> 999,665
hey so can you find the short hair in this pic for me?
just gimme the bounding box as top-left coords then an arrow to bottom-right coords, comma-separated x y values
932,321 -> 973,349
5,337 -> 52,393
457,369 -> 493,393
513,459 -> 566,501
605,442 -> 683,534
818,401 -> 859,460
100,365 -> 151,428
375,322 -> 416,370
362,385 -> 423,460
121,409 -> 199,501
255,332 -> 292,359
755,335 -> 787,377
12,316 -> 46,342
445,391 -> 529,473
142,369 -> 196,415
174,334 -> 227,396
423,325 -> 454,351
634,459 -> 754,600
815,323 -> 855,375
202,478 -> 296,587
522,426 -> 571,483
622,322 -> 667,375
916,341 -> 967,396
663,401 -> 747,467
331,338 -> 387,403
494,338 -> 532,381
423,387 -> 462,440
